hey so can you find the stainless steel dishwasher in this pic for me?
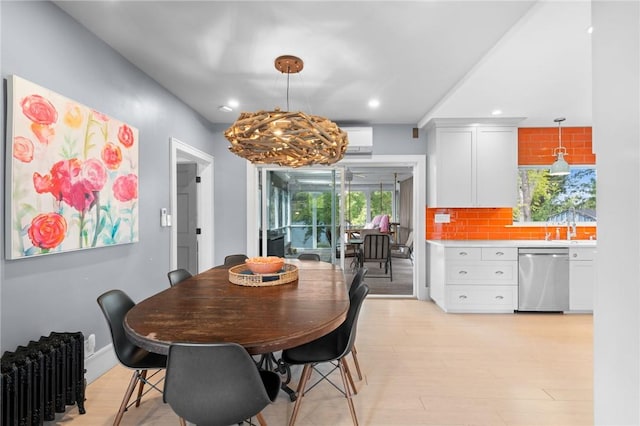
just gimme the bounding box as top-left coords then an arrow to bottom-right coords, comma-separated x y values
518,247 -> 569,311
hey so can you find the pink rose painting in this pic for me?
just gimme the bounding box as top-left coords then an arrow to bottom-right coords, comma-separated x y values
6,75 -> 139,258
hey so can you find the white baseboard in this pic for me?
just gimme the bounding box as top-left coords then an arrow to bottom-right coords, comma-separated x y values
84,344 -> 118,384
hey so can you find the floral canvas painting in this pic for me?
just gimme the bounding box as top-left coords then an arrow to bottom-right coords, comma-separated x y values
5,75 -> 139,259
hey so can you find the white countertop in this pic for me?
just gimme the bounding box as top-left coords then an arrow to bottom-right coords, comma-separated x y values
427,239 -> 597,248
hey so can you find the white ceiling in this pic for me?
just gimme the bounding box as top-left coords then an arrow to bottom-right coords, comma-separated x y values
54,1 -> 592,128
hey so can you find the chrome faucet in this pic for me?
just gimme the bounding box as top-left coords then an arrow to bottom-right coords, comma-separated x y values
566,207 -> 577,240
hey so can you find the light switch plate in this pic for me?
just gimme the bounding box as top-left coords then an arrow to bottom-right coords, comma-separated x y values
434,213 -> 451,223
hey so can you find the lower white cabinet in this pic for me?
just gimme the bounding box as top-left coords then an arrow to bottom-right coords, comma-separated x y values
569,247 -> 596,312
430,245 -> 518,313
429,242 -> 597,314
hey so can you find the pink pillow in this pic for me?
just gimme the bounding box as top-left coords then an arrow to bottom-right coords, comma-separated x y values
371,215 -> 383,227
379,214 -> 390,233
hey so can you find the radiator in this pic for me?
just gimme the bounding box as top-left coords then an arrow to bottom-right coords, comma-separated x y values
1,332 -> 86,425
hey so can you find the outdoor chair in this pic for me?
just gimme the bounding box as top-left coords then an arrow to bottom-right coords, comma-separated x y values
360,233 -> 393,281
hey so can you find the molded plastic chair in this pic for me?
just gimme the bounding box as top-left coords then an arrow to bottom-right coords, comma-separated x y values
297,253 -> 321,261
163,343 -> 280,426
283,284 -> 370,426
361,233 -> 392,281
97,290 -> 169,425
167,268 -> 192,287
348,267 -> 368,381
224,254 -> 248,268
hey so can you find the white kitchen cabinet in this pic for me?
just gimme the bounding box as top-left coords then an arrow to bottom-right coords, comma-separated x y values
429,244 -> 518,313
569,246 -> 596,312
426,119 -> 521,207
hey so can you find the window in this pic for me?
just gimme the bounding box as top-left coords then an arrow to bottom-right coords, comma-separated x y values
514,166 -> 596,223
370,190 -> 392,219
344,191 -> 366,227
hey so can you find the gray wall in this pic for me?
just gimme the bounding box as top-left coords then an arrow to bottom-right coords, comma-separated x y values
0,1 -> 232,353
0,2 -> 426,355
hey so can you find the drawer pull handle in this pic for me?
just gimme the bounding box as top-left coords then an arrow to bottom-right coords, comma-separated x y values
459,295 -> 467,299
458,270 -> 468,275
459,251 -> 468,256
495,295 -> 504,300
495,270 -> 504,275
496,251 -> 504,256
573,253 -> 578,258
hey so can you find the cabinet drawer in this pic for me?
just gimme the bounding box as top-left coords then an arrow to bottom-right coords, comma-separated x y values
445,247 -> 481,261
446,285 -> 517,312
446,262 -> 517,284
481,247 -> 517,261
569,247 -> 597,261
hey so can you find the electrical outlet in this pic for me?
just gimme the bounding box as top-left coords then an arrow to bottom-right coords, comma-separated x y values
84,333 -> 95,358
434,213 -> 451,223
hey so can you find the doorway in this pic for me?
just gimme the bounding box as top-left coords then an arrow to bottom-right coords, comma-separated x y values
170,138 -> 215,272
246,155 -> 427,300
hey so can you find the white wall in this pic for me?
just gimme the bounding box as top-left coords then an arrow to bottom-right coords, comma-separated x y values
592,1 -> 640,424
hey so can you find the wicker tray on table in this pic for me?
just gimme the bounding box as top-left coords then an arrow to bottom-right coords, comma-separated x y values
228,263 -> 298,287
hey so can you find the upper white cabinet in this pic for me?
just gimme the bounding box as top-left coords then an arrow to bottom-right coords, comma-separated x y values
426,118 -> 522,207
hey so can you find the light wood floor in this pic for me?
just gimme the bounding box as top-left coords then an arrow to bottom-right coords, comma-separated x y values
53,299 -> 593,425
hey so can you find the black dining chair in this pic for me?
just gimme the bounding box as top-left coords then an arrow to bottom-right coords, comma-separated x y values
167,268 -> 192,287
348,267 -> 368,381
97,290 -> 170,425
283,283 -> 369,426
224,253 -> 248,267
163,342 -> 280,426
297,253 -> 321,261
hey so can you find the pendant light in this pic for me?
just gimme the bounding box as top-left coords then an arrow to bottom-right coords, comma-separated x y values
224,55 -> 348,168
549,117 -> 570,176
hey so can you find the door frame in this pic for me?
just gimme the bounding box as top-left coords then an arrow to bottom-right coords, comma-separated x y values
246,154 -> 427,300
170,138 -> 214,272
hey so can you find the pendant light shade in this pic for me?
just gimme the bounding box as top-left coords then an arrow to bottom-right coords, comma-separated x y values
549,117 -> 570,176
224,55 -> 348,168
550,151 -> 570,175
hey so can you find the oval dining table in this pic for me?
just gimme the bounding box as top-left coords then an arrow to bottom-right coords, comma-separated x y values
124,259 -> 349,356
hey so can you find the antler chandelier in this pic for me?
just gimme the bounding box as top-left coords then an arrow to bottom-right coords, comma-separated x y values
224,55 -> 348,168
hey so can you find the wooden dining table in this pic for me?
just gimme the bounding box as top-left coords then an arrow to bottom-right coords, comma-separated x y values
124,259 -> 349,356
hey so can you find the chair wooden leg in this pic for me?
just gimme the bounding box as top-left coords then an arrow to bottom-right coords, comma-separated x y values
351,345 -> 363,380
342,358 -> 358,395
288,364 -> 312,426
338,358 -> 359,426
256,412 -> 268,426
113,370 -> 140,426
178,417 -> 187,426
135,369 -> 147,407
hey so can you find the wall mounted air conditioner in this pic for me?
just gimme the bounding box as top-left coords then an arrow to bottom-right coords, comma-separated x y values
343,127 -> 373,155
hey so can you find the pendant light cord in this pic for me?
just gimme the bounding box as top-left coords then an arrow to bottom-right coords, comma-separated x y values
286,65 -> 290,111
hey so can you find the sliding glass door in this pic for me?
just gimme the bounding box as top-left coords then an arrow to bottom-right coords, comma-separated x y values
259,168 -> 344,266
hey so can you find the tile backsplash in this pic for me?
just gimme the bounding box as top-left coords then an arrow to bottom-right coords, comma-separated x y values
426,207 -> 597,240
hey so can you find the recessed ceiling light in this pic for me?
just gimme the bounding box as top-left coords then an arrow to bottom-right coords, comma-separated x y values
491,109 -> 503,116
368,99 -> 380,108
587,25 -> 594,34
228,99 -> 239,108
218,105 -> 233,112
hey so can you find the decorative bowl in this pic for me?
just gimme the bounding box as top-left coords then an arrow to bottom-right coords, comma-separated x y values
245,256 -> 285,274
